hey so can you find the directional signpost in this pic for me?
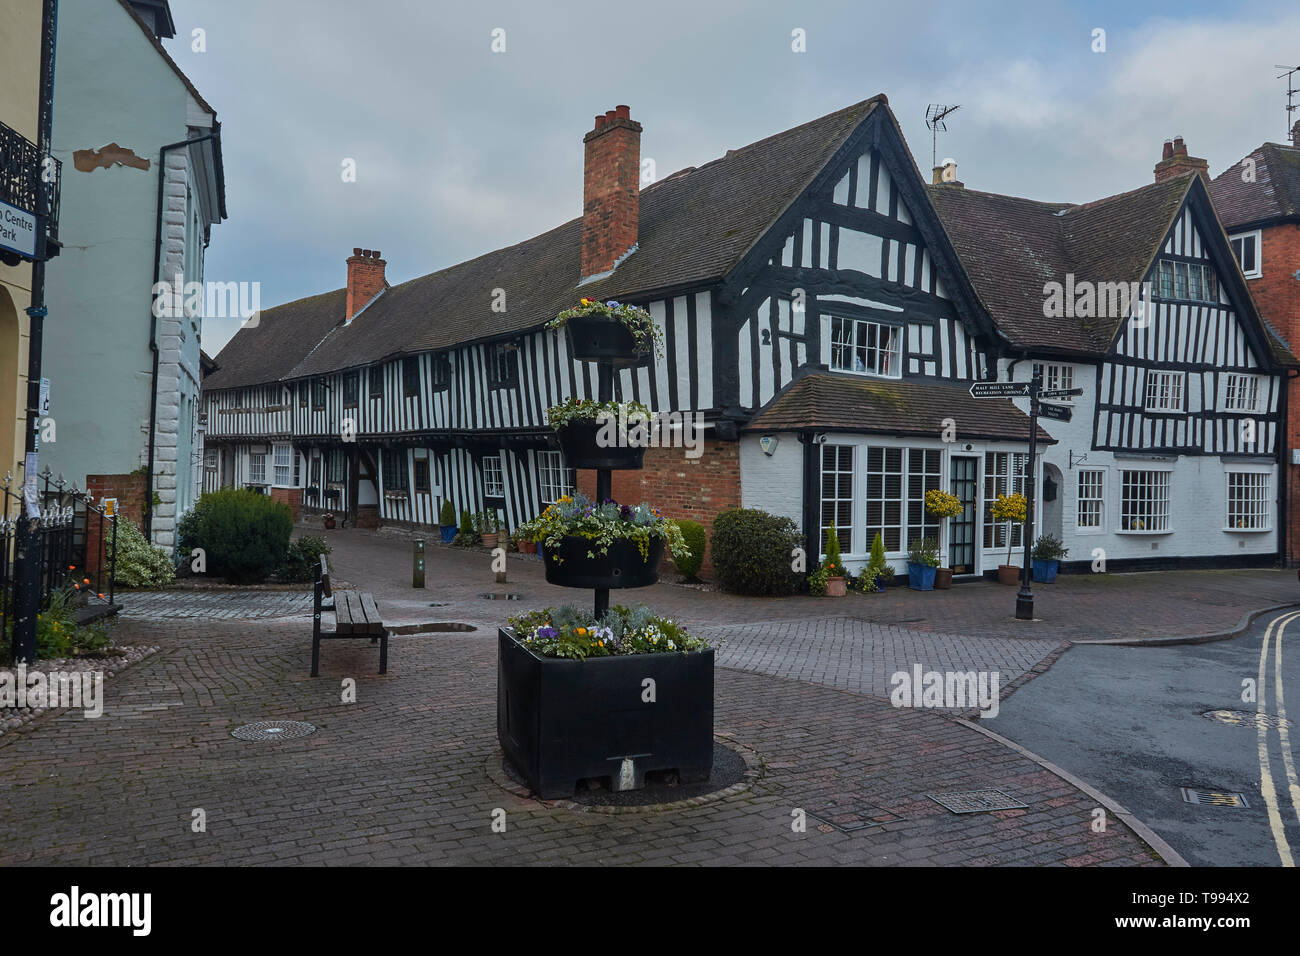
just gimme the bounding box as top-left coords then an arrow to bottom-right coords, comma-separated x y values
968,376 -> 1082,619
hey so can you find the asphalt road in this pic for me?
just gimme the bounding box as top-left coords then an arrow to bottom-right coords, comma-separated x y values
983,609 -> 1300,867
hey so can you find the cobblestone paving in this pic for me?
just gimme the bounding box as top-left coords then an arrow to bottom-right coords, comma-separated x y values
704,617 -> 1061,706
0,617 -> 1163,866
120,590 -> 313,621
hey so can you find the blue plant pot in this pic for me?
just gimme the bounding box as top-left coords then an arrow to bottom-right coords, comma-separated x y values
907,562 -> 937,591
440,524 -> 457,544
1032,559 -> 1058,583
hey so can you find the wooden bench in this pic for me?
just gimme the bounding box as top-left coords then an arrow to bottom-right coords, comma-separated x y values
311,555 -> 389,676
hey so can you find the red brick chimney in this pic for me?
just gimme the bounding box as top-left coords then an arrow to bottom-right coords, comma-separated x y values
1154,135 -> 1209,183
581,105 -> 642,281
346,248 -> 387,322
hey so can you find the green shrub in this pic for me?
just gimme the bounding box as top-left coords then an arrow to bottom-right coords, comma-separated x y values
867,532 -> 895,584
822,525 -> 846,576
454,507 -> 480,547
176,488 -> 294,584
112,519 -> 175,588
34,588 -> 111,659
711,508 -> 802,596
673,519 -> 706,580
440,499 -> 457,526
278,536 -> 332,583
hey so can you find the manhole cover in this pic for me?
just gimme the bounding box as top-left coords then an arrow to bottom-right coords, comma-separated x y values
1202,709 -> 1294,730
480,592 -> 520,601
231,720 -> 317,741
928,789 -> 1027,814
1180,787 -> 1249,808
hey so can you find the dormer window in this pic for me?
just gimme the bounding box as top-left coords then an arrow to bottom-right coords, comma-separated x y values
828,315 -> 901,378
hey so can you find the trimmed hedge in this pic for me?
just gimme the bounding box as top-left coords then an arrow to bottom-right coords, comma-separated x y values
710,507 -> 802,596
673,519 -> 707,580
177,489 -> 294,584
278,536 -> 332,583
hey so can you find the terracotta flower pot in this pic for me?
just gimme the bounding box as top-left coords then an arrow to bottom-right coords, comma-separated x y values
934,567 -> 953,589
997,564 -> 1021,586
482,532 -> 499,550
825,575 -> 847,597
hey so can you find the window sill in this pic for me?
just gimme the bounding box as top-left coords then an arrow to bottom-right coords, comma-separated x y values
1223,526 -> 1271,533
827,367 -> 903,381
1114,528 -> 1173,535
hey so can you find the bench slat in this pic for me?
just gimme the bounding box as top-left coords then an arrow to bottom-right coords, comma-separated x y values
319,554 -> 332,598
335,591 -> 357,635
359,593 -> 383,634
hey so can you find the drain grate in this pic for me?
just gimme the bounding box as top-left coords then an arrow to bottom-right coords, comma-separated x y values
479,592 -> 520,601
1202,709 -> 1294,730
231,720 -> 317,741
1180,787 -> 1249,808
928,789 -> 1028,814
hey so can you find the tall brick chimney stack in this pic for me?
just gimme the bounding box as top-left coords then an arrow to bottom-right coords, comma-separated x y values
346,248 -> 387,322
1154,135 -> 1209,183
581,105 -> 642,281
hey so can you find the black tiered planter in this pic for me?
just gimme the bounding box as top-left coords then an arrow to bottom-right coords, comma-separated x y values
497,629 -> 715,800
565,315 -> 649,367
555,420 -> 647,470
497,319 -> 714,799
541,536 -> 664,589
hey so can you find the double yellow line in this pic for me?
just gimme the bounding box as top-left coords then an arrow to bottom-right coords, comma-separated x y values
1257,611 -> 1300,866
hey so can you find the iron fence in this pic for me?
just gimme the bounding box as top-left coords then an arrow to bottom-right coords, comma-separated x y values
1,469 -> 118,649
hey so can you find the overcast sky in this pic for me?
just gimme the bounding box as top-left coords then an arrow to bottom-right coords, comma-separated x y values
165,0 -> 1300,356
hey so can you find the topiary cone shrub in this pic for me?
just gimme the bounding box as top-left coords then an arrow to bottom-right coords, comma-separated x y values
673,519 -> 707,581
176,488 -> 293,584
440,499 -> 457,526
710,507 -> 802,596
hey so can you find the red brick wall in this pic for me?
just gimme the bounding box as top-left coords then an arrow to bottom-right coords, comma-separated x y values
576,439 -> 741,577
346,249 -> 386,321
85,472 -> 147,532
1254,224 -> 1300,563
270,486 -> 302,522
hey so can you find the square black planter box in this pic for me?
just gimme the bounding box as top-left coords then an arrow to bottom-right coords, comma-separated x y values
497,628 -> 715,799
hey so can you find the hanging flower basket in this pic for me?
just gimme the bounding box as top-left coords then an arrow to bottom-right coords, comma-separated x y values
548,299 -> 660,366
548,399 -> 653,470
541,536 -> 665,589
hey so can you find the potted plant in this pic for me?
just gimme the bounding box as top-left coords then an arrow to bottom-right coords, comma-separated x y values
991,492 -> 1027,585
866,531 -> 895,587
546,299 -> 663,366
547,397 -> 652,469
439,499 -> 458,544
478,510 -> 500,550
322,512 -> 336,530
453,508 -> 480,548
820,525 -> 848,597
515,531 -> 537,555
516,492 -> 689,589
500,604 -> 713,799
906,536 -> 940,591
924,489 -> 963,589
1031,534 -> 1069,583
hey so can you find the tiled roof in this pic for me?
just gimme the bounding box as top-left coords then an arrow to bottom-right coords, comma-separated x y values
1209,141 -> 1300,229
745,373 -> 1055,443
927,176 -> 1191,353
208,96 -> 887,387
202,289 -> 346,389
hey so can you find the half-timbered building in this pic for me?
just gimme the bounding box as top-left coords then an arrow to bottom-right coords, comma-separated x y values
201,95 -> 1293,578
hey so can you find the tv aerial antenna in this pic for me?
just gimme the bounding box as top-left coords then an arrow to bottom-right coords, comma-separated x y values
1276,64 -> 1300,141
926,104 -> 961,169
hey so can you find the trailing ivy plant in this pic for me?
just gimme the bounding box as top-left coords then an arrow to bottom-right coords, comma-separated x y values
514,492 -> 689,564
545,397 -> 652,431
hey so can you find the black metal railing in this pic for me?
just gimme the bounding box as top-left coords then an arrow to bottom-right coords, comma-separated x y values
0,118 -> 61,245
1,469 -> 118,651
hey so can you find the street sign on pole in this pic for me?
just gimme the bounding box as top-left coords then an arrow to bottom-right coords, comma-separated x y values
1038,387 -> 1083,400
1036,401 -> 1073,423
969,381 -> 1030,398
